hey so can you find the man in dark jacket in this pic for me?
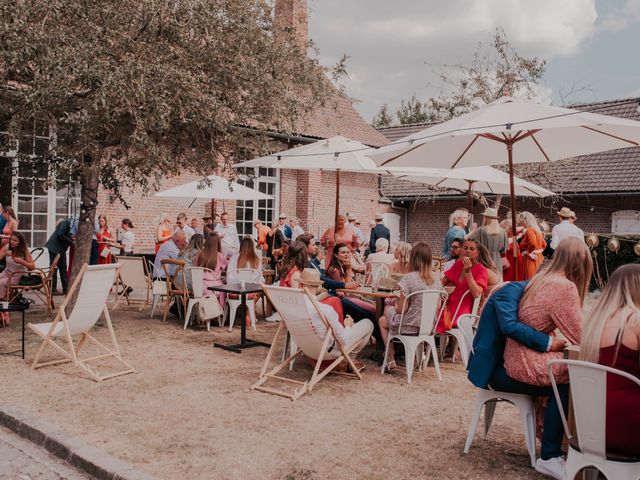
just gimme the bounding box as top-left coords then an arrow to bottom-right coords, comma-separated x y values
368,213 -> 390,255
45,217 -> 74,294
467,281 -> 569,478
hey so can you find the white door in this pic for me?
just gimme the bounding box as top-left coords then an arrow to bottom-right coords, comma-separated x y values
382,213 -> 401,245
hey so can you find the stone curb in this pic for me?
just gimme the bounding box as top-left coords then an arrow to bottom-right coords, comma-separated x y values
0,401 -> 155,480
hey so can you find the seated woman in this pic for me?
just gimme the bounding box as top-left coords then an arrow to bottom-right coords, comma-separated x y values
193,233 -> 227,307
175,233 -> 204,290
390,241 -> 412,274
226,236 -> 264,327
0,232 -> 35,325
379,242 -> 437,369
580,263 -> 640,457
326,243 -> 375,316
476,243 -> 502,301
437,239 -> 488,333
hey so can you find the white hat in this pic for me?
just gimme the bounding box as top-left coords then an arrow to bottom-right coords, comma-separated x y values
374,213 -> 384,221
482,207 -> 499,219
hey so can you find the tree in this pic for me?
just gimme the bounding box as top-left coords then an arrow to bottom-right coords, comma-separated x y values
0,0 -> 332,281
371,104 -> 393,128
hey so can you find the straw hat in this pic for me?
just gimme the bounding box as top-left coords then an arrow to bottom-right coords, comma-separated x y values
374,213 -> 384,221
348,214 -> 358,222
557,207 -> 572,219
569,210 -> 577,220
299,268 -> 323,287
482,207 -> 499,219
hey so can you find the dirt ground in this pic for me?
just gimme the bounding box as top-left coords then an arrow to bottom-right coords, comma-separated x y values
1,295 -> 548,480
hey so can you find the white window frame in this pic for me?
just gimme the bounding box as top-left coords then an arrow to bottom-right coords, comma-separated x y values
235,167 -> 280,238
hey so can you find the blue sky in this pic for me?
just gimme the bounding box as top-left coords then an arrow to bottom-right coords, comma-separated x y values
308,0 -> 640,122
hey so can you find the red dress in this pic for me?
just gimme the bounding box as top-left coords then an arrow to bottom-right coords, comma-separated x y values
437,259 -> 488,333
599,344 -> 640,456
96,228 -> 113,264
502,239 -> 523,281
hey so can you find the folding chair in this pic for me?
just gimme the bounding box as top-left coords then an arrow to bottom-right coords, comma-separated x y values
548,359 -> 640,480
28,264 -> 135,382
7,254 -> 59,314
114,256 -> 152,309
252,285 -> 364,401
380,288 -> 448,383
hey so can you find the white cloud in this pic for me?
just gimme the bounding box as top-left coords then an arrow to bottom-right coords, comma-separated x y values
599,0 -> 640,32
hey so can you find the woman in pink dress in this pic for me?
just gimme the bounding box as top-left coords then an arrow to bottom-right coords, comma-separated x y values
0,232 -> 35,325
194,233 -> 227,307
320,215 -> 359,269
504,237 -> 592,386
438,239 -> 488,333
96,215 -> 114,264
1,207 -> 19,249
326,243 -> 375,315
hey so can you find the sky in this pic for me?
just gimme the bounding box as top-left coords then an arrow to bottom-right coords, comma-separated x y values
307,0 -> 640,123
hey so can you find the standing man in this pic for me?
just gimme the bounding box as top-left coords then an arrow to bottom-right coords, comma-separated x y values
190,218 -> 203,236
550,207 -> 584,250
278,213 -> 292,241
369,213 -> 390,254
289,217 -> 304,241
215,212 -> 240,258
202,216 -> 214,238
254,219 -> 270,252
45,217 -> 74,295
175,212 -> 195,241
348,215 -> 366,247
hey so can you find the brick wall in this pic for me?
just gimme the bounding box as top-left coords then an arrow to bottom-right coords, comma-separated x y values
405,194 -> 640,256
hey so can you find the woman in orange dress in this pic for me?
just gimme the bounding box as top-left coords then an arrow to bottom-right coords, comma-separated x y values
320,214 -> 359,269
500,219 -> 523,281
518,211 -> 546,280
96,214 -> 113,264
155,214 -> 173,254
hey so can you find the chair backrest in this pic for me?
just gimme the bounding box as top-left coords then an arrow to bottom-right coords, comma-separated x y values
161,258 -> 186,292
115,256 -> 150,289
46,254 -> 61,282
457,314 -> 478,355
184,267 -> 214,299
365,262 -> 391,288
30,247 -> 45,262
262,285 -> 329,360
63,264 -> 119,336
432,256 -> 444,272
547,358 -> 640,459
228,268 -> 261,284
398,289 -> 448,336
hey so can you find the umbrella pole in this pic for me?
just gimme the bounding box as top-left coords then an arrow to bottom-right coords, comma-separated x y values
507,141 -> 519,281
334,169 -> 340,240
467,180 -> 474,222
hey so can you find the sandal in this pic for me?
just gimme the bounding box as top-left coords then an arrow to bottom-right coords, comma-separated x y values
384,360 -> 397,371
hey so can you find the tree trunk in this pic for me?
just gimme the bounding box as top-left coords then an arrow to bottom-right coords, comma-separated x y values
493,194 -> 502,210
69,160 -> 99,286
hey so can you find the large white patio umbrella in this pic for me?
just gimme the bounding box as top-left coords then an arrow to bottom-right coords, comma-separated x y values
389,165 -> 555,214
233,136 -> 380,231
155,175 -> 272,212
370,95 -> 640,277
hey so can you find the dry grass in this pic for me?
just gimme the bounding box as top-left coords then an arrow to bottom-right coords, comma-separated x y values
0,297 -> 547,480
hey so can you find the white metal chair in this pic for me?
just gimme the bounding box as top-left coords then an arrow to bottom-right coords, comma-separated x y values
149,259 -> 167,319
225,268 -> 261,332
439,289 -> 482,366
548,359 -> 640,480
182,267 -> 222,331
364,261 -> 391,289
461,306 -> 537,468
380,288 -> 448,383
253,285 -> 364,401
28,264 -> 135,382
114,256 -> 152,309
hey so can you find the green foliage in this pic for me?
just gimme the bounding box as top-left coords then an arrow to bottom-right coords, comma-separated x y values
371,103 -> 393,128
396,96 -> 431,125
589,234 -> 640,291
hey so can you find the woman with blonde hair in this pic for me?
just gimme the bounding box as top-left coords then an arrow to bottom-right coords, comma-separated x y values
468,207 -> 507,277
155,213 -> 173,254
580,264 -> 640,456
390,241 -> 412,274
518,211 -> 546,280
0,206 -> 18,249
443,209 -> 468,260
379,242 -> 436,369
96,214 -> 114,264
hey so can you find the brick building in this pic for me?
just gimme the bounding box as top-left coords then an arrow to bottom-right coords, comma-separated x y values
377,97 -> 640,254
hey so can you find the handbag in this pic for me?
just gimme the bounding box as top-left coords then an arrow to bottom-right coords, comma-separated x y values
442,306 -> 454,331
19,274 -> 41,286
197,295 -> 223,322
100,247 -> 110,259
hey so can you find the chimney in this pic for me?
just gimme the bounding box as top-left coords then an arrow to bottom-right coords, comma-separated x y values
274,0 -> 309,50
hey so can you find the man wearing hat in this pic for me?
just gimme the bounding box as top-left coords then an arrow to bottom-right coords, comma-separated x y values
298,268 -> 374,362
347,214 -> 366,246
368,213 -> 390,255
550,207 -> 584,250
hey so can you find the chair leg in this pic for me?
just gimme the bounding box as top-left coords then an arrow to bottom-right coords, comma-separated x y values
404,342 -> 416,384
426,337 -> 442,381
228,302 -> 239,332
184,300 -> 196,330
464,392 -> 485,454
248,300 -> 257,331
380,337 -> 392,374
483,400 -> 497,439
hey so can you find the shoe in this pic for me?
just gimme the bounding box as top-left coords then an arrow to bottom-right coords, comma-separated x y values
52,290 -> 65,296
535,457 -> 565,480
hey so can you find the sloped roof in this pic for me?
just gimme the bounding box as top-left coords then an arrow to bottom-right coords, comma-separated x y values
377,97 -> 640,198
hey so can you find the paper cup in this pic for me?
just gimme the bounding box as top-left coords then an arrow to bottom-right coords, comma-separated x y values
2,301 -> 9,309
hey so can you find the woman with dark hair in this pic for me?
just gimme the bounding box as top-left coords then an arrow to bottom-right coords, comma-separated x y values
0,232 -> 35,324
279,240 -> 308,288
119,218 -> 135,255
194,233 -> 227,306
326,243 -> 374,315
227,236 -> 264,284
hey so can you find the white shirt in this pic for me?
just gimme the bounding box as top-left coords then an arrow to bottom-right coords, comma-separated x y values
226,253 -> 264,284
304,297 -> 352,347
550,220 -> 584,250
214,223 -> 240,257
121,230 -> 135,253
175,225 -> 195,242
349,223 -> 366,244
291,225 -> 304,241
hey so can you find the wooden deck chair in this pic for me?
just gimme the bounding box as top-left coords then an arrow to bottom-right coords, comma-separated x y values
113,256 -> 152,309
28,263 -> 135,382
252,285 -> 363,401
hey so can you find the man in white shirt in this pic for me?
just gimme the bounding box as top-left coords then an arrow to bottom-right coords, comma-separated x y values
214,212 -> 240,258
348,215 -> 366,246
289,217 -> 304,241
550,207 -> 584,250
175,212 -> 195,241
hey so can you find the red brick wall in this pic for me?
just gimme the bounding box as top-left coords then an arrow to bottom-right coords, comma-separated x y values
406,194 -> 640,256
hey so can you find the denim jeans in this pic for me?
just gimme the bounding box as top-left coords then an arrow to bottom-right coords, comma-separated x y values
489,364 -> 569,460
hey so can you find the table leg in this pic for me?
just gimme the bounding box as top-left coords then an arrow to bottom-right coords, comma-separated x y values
22,310 -> 25,360
213,291 -> 270,353
375,298 -> 385,322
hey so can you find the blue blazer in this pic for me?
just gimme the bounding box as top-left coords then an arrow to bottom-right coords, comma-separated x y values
467,281 -> 550,389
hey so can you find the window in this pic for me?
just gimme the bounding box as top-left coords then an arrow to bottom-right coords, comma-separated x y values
612,210 -> 640,234
235,168 -> 279,238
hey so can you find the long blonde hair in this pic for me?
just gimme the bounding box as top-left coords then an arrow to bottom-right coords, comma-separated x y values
409,242 -> 434,286
518,211 -> 541,233
482,217 -> 504,236
394,241 -> 412,271
520,237 -> 592,308
476,242 -> 499,274
580,264 -> 640,363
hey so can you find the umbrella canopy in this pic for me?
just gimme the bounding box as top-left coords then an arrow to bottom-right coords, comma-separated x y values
154,175 -> 272,208
390,166 -> 555,197
234,136 -> 383,231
